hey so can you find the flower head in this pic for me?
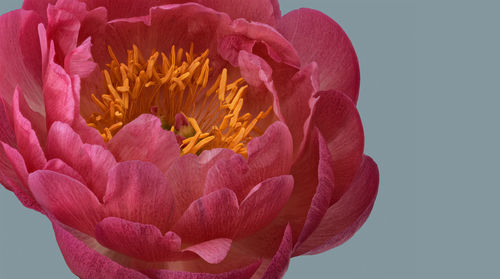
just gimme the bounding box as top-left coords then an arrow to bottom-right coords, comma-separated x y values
0,0 -> 379,278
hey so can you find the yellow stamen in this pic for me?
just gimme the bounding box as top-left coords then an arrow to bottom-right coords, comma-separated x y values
86,44 -> 273,156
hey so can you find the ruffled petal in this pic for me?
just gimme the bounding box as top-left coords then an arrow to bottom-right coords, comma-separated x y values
197,0 -> 280,26
43,41 -> 76,126
236,175 -> 293,238
0,9 -> 43,113
142,261 -> 261,279
204,122 -> 293,201
12,88 -> 47,172
183,238 -> 232,264
29,170 -> 104,236
306,90 -> 364,201
107,114 -> 179,173
43,158 -> 86,185
103,161 -> 175,232
277,8 -> 360,102
52,221 -> 149,279
293,156 -> 379,255
259,224 -> 292,279
173,188 -> 239,243
95,217 -> 182,262
46,121 -> 112,199
64,37 -> 97,78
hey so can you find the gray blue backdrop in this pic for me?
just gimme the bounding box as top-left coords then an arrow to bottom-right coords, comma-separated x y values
1,0 -> 498,278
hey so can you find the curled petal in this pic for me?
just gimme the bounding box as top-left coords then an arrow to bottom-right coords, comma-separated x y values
277,8 -> 360,102
52,221 -> 149,279
108,114 -> 179,173
103,161 -> 175,232
293,156 -> 379,255
95,217 -> 182,262
29,170 -> 104,236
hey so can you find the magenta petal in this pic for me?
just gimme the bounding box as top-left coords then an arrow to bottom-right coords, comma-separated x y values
0,142 -> 42,212
103,161 -> 175,232
0,98 -> 15,147
306,90 -> 364,201
43,42 -> 76,126
43,158 -> 86,185
142,261 -> 261,279
0,9 -> 43,113
108,114 -> 179,173
293,156 -> 379,256
52,221 -> 149,279
260,224 -> 293,279
12,88 -> 46,172
198,0 -> 280,25
46,121 -> 111,199
293,130 -> 334,249
247,121 -> 293,182
277,8 -> 360,102
173,188 -> 239,243
64,37 -> 97,78
95,217 -> 182,262
183,238 -> 232,264
28,170 -> 104,236
236,175 -> 294,238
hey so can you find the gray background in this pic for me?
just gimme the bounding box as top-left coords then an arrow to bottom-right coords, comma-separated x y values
0,0 -> 498,278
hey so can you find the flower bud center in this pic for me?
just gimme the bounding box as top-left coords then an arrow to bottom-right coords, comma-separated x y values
86,44 -> 272,157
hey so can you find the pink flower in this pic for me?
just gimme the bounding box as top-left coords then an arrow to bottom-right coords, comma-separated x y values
0,0 -> 379,278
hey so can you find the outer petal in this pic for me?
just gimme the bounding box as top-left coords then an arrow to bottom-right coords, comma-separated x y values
306,90 -> 364,202
95,217 -> 182,262
196,0 -> 280,26
277,8 -> 360,102
0,98 -> 15,147
46,121 -> 114,199
28,170 -> 104,236
236,175 -> 294,238
173,188 -> 239,243
103,161 -> 175,232
108,114 -> 179,173
12,88 -> 46,172
204,121 -> 293,201
259,224 -> 293,279
52,221 -> 149,279
293,156 -> 379,255
142,261 -> 261,279
0,9 -> 43,113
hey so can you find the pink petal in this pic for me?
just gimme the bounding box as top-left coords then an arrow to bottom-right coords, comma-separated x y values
28,170 -> 104,236
236,175 -> 294,238
0,98 -> 15,147
43,158 -> 86,185
95,217 -> 182,262
46,0 -> 85,59
204,122 -> 293,201
306,90 -> 364,202
274,62 -> 319,154
64,37 -> 97,78
183,238 -> 232,264
43,41 -> 76,126
293,130 -> 334,249
237,50 -> 273,88
12,88 -> 47,172
108,114 -> 179,173
260,224 -> 293,279
103,161 -> 175,232
46,121 -> 112,199
293,156 -> 379,256
142,261 -> 261,279
52,220 -> 149,279
0,9 -> 44,113
277,8 -> 360,102
197,0 -> 281,26
0,142 -> 42,212
173,188 -> 239,243
246,121 -> 293,184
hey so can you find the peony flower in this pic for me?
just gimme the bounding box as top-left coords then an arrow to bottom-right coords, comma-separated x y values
0,0 -> 379,278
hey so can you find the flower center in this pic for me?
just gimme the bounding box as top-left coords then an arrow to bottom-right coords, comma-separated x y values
86,44 -> 272,157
